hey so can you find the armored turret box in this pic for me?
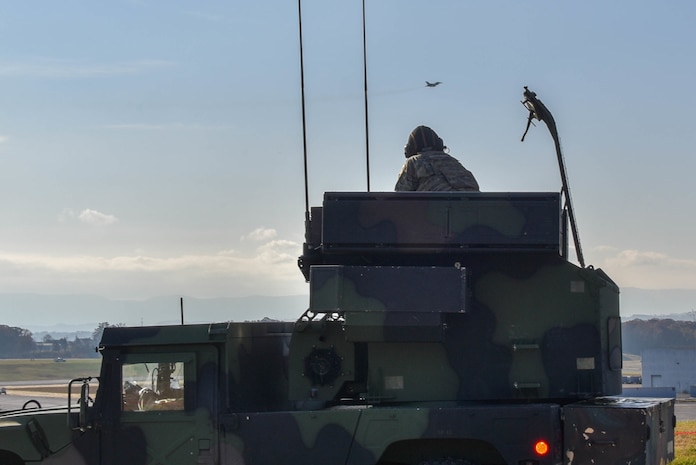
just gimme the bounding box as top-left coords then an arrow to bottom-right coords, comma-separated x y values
300,192 -> 560,270
291,192 -> 621,403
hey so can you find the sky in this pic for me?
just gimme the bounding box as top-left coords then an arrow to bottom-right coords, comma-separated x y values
1,1 -> 696,324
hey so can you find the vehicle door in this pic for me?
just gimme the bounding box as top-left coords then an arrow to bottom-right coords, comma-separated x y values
101,347 -> 218,465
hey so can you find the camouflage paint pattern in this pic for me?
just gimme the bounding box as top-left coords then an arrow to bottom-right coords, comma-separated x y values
0,191 -> 673,465
0,394 -> 564,464
297,192 -> 621,402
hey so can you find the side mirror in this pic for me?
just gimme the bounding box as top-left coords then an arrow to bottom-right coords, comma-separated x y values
68,377 -> 93,432
79,382 -> 90,430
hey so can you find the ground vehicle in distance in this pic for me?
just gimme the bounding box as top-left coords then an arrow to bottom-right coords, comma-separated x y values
0,92 -> 675,465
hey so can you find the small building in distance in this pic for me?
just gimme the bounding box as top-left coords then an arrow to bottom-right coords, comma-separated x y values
642,348 -> 696,394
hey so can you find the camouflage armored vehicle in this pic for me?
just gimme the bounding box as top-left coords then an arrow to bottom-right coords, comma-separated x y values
0,90 -> 675,465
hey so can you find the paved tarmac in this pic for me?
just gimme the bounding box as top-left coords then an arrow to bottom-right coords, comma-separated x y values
0,392 -> 68,411
1,382 -> 72,412
676,398 -> 696,421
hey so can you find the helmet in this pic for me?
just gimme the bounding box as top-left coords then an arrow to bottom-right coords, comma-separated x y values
404,125 -> 444,158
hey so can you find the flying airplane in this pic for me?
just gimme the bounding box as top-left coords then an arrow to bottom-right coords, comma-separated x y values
425,81 -> 442,87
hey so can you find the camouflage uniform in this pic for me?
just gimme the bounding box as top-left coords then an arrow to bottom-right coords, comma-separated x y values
395,125 -> 479,192
395,150 -> 479,191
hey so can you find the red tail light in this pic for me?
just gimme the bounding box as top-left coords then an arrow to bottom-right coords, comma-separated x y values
534,440 -> 550,456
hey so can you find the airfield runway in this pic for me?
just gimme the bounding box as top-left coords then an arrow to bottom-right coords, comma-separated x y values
675,397 -> 696,421
1,383 -> 72,411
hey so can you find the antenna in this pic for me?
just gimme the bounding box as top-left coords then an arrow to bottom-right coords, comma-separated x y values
298,0 -> 371,199
298,0 -> 310,222
362,0 -> 371,191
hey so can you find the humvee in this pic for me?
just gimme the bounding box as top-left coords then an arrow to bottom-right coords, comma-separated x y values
0,89 -> 675,465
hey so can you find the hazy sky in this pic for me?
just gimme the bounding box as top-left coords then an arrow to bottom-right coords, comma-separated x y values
1,1 -> 695,311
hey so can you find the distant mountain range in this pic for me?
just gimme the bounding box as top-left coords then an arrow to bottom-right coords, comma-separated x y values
620,288 -> 696,321
1,287 -> 694,337
0,294 -> 309,334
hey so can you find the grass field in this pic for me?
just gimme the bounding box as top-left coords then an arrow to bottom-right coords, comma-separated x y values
0,358 -> 102,382
675,420 -> 696,464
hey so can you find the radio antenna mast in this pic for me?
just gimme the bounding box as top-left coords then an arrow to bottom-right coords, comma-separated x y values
299,0 -> 371,201
362,0 -> 371,191
298,0 -> 310,222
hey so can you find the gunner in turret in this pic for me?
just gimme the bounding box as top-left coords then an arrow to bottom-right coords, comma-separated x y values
395,125 -> 479,192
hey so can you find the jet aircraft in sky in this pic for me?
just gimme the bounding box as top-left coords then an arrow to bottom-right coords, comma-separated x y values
425,81 -> 442,87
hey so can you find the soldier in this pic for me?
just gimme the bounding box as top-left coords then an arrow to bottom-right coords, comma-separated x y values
395,125 -> 480,192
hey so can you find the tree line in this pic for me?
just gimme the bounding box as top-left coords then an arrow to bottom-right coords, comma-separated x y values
622,318 -> 696,354
0,322 -> 122,359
